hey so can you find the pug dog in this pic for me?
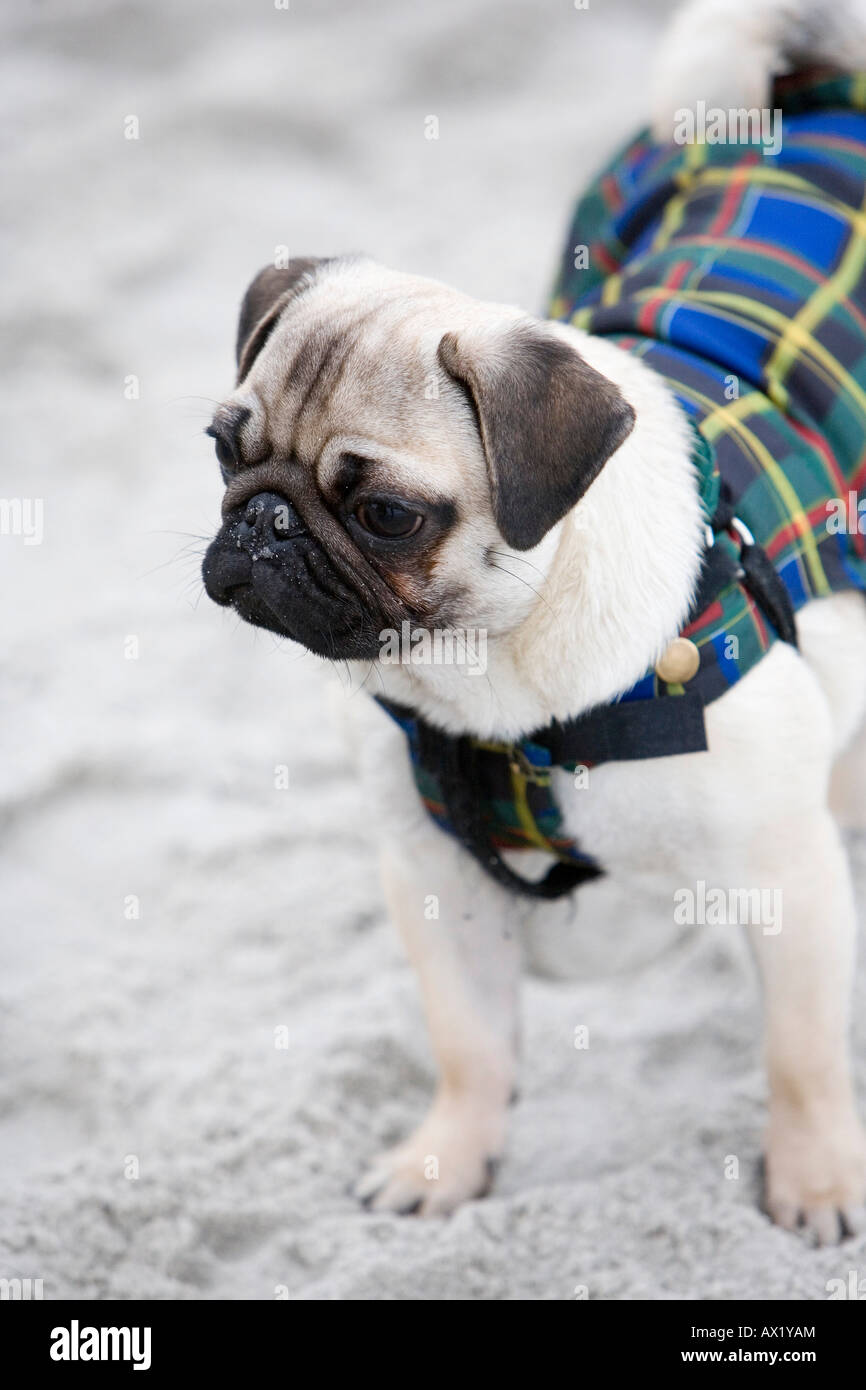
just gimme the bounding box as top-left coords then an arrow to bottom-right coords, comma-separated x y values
203,0 -> 866,1241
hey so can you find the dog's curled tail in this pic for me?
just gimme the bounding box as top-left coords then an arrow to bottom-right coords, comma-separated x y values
651,0 -> 866,143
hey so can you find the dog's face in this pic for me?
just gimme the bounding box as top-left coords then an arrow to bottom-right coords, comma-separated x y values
202,257 -> 635,661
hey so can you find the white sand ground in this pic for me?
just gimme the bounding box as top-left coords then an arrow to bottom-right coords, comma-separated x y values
1,0 -> 865,1300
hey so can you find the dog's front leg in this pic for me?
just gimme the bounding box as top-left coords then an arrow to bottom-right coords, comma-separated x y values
355,834 -> 521,1216
749,811 -> 866,1243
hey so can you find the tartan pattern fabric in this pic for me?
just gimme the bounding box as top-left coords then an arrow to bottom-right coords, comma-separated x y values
388,69 -> 866,872
549,66 -> 866,690
382,703 -> 599,862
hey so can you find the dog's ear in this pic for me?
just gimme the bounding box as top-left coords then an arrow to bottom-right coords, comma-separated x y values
438,322 -> 635,550
236,258 -> 328,382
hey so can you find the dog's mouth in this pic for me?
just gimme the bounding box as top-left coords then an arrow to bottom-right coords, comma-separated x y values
202,489 -> 400,660
210,577 -> 289,641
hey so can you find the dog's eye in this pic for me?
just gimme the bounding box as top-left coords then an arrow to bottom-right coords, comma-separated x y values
213,437 -> 235,471
206,426 -> 237,476
355,500 -> 423,539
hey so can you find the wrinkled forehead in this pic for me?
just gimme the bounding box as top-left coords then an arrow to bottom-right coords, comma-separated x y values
218,277 -> 463,479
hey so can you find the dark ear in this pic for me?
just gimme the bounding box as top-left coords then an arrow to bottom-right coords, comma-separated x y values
236,258 -> 328,382
438,322 -> 635,550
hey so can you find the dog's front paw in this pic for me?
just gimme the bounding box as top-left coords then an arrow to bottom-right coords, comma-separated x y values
764,1110 -> 866,1244
354,1093 -> 505,1217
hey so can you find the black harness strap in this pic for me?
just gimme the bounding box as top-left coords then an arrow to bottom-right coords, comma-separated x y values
532,690 -> 708,766
693,482 -> 799,645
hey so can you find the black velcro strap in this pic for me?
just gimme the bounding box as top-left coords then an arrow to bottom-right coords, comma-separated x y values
697,479 -> 798,647
688,542 -> 740,621
534,690 -> 708,765
739,543 -> 799,646
504,857 -> 603,900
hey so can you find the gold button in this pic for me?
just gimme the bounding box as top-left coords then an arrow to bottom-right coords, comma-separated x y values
655,637 -> 701,684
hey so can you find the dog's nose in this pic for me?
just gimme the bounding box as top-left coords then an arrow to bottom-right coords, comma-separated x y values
202,491 -> 309,606
238,491 -> 307,547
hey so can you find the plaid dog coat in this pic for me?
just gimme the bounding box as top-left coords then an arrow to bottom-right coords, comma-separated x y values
382,69 -> 866,897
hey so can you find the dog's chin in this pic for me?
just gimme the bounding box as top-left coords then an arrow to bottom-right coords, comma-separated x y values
202,540 -> 386,661
236,583 -> 385,659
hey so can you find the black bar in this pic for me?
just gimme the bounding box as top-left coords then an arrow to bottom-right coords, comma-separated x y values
3,1297 -> 862,1374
